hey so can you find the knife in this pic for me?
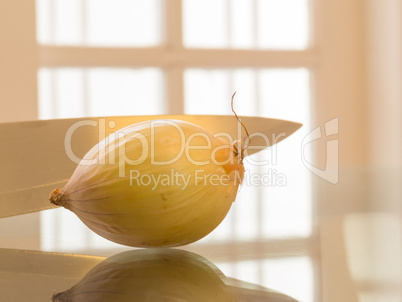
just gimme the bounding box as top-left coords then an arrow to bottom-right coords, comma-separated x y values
0,115 -> 301,218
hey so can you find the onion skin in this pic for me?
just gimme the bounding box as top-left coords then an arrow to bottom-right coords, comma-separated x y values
51,249 -> 236,302
50,120 -> 244,247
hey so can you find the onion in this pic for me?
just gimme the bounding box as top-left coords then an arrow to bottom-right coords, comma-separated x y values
51,249 -> 236,302
49,118 -> 245,247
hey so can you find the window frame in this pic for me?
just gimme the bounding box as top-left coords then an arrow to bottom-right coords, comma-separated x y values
38,0 -> 319,115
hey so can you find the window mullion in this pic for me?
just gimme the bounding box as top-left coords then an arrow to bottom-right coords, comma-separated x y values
165,0 -> 183,50
39,46 -> 318,68
165,0 -> 184,113
165,68 -> 184,114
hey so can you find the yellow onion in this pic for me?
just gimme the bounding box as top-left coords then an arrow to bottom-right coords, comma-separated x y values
49,120 -> 245,247
51,249 -> 236,302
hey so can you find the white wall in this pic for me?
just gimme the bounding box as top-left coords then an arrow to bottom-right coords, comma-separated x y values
0,1 -> 38,122
366,0 -> 402,168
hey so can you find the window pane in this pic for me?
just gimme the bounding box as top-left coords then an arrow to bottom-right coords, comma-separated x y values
185,68 -> 312,240
258,69 -> 312,238
183,0 -> 228,48
257,0 -> 309,49
36,0 -> 162,46
38,68 -> 165,119
183,0 -> 309,49
184,69 -> 257,115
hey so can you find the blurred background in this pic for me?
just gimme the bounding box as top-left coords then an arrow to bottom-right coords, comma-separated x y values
0,1 -> 401,302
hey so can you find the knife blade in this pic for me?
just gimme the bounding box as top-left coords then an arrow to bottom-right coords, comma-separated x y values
0,115 -> 301,218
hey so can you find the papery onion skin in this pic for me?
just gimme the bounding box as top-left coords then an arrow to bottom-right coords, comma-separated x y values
50,120 -> 244,247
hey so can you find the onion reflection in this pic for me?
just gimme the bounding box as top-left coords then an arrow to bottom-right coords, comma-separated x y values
52,249 -> 235,302
52,249 -> 298,302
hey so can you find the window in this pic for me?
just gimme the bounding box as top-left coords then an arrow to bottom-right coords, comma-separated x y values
37,1 -> 315,301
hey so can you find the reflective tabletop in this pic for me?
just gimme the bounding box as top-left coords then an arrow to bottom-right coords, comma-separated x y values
0,167 -> 401,302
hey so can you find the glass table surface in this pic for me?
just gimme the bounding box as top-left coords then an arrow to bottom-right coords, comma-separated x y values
0,167 -> 401,302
